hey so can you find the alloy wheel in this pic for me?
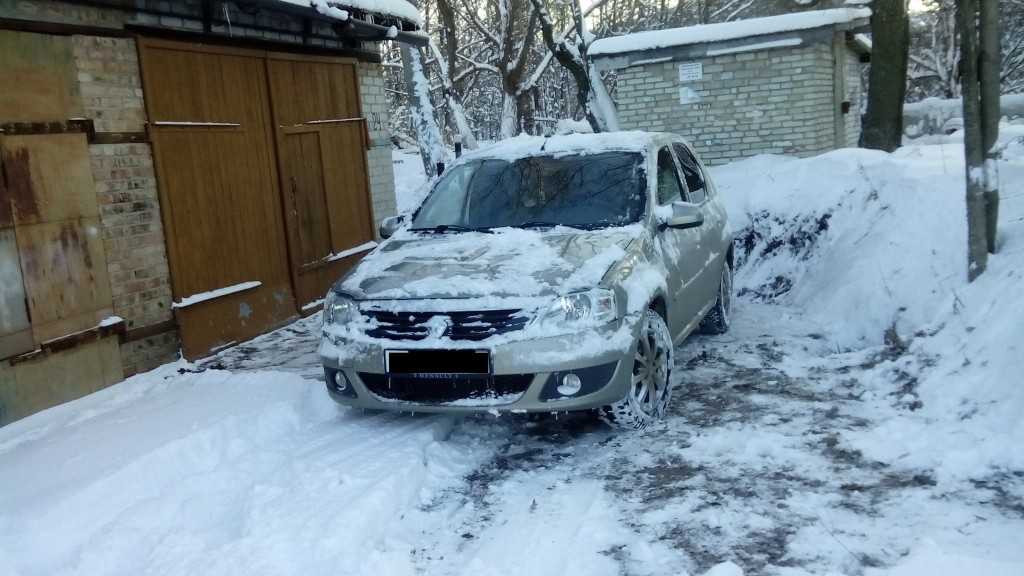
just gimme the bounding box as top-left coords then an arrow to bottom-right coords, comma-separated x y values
630,312 -> 671,419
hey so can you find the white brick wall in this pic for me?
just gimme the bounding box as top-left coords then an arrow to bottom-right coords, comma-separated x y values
844,50 -> 864,149
358,62 -> 398,236
615,43 -> 848,165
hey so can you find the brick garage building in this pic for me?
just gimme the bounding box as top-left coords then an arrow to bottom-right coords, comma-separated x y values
0,0 -> 422,424
590,8 -> 871,165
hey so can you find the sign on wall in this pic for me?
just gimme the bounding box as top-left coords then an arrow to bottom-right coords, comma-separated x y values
678,62 -> 704,104
678,62 -> 703,82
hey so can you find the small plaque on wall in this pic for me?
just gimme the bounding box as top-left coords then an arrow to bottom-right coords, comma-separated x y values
678,62 -> 703,82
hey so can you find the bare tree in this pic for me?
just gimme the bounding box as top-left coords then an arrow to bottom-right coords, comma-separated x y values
907,0 -> 1023,100
402,44 -> 446,177
530,0 -> 619,132
457,0 -> 541,137
428,38 -> 478,149
432,0 -> 477,149
908,0 -> 961,99
861,0 -> 910,152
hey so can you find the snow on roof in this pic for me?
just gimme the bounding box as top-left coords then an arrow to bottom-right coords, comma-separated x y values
277,0 -> 422,27
589,8 -> 871,57
852,32 -> 872,53
460,131 -> 664,162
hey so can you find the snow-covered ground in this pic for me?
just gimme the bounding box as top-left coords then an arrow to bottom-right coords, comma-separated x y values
1,141 -> 1022,576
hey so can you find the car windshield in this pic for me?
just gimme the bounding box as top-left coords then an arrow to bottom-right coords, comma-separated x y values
410,151 -> 647,231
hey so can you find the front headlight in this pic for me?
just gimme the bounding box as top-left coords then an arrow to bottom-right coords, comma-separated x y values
538,288 -> 619,332
323,290 -> 358,326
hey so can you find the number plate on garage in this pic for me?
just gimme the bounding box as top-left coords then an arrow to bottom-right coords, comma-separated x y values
385,349 -> 490,376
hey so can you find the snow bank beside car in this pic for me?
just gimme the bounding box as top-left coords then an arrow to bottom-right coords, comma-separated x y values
712,142 -> 1024,350
713,143 -> 1024,575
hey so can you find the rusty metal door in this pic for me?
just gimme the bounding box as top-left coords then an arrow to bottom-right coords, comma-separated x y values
139,39 -> 297,359
0,138 -> 33,360
267,56 -> 377,310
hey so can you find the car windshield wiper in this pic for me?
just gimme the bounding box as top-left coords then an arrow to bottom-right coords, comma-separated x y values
408,224 -> 492,234
574,220 -> 620,230
514,221 -> 588,230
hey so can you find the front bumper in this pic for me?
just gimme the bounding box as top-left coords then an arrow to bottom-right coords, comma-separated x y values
318,317 -> 641,413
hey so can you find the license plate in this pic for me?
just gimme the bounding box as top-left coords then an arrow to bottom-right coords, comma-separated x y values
386,349 -> 490,375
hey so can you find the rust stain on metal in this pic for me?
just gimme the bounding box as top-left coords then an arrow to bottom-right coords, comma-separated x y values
59,223 -> 93,269
0,181 -> 11,228
1,147 -> 39,223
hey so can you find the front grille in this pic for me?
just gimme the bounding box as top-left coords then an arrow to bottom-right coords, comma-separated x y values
362,309 -> 529,341
359,373 -> 534,404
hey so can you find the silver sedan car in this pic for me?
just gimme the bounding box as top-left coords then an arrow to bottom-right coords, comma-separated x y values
319,132 -> 733,429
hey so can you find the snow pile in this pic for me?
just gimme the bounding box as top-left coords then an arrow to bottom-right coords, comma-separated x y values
712,142 -> 1024,574
713,147 -> 967,349
904,94 -> 1024,138
713,140 -> 1024,478
589,8 -> 870,57
0,364 -> 495,575
905,118 -> 1024,148
845,191 -> 1024,482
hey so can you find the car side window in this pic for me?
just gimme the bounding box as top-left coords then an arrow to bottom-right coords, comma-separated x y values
656,147 -> 685,205
673,143 -> 707,204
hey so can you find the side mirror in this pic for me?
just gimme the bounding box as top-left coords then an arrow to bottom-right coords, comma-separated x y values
379,215 -> 405,239
666,201 -> 704,230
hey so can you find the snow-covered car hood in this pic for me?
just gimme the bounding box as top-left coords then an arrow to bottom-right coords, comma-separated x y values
338,225 -> 645,301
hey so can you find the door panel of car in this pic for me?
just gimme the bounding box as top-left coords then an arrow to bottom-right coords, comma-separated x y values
673,142 -> 726,313
654,146 -> 703,335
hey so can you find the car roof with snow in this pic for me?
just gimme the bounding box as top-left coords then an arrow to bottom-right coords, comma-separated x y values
459,131 -> 679,164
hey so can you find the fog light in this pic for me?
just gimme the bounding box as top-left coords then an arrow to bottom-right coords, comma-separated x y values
557,373 -> 582,396
333,371 -> 348,391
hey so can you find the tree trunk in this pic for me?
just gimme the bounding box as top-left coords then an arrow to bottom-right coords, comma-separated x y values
958,0 -> 988,281
861,0 -> 910,152
516,90 -> 536,135
427,39 -> 478,150
402,46 -> 445,178
979,0 -> 1000,253
500,96 -> 518,139
436,0 -> 459,83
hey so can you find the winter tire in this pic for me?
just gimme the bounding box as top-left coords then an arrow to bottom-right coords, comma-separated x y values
699,262 -> 732,335
602,308 -> 674,431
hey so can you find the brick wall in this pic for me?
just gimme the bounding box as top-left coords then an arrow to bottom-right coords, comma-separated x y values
614,42 -> 842,165
72,35 -> 179,375
0,0 -> 127,28
359,62 -> 398,235
843,49 -> 864,148
73,36 -> 146,133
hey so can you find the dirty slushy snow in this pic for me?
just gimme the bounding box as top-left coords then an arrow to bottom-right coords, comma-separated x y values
1,137 -> 1023,576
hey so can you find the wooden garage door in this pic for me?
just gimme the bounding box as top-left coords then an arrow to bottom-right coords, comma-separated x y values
140,40 -> 297,358
267,56 -> 376,309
